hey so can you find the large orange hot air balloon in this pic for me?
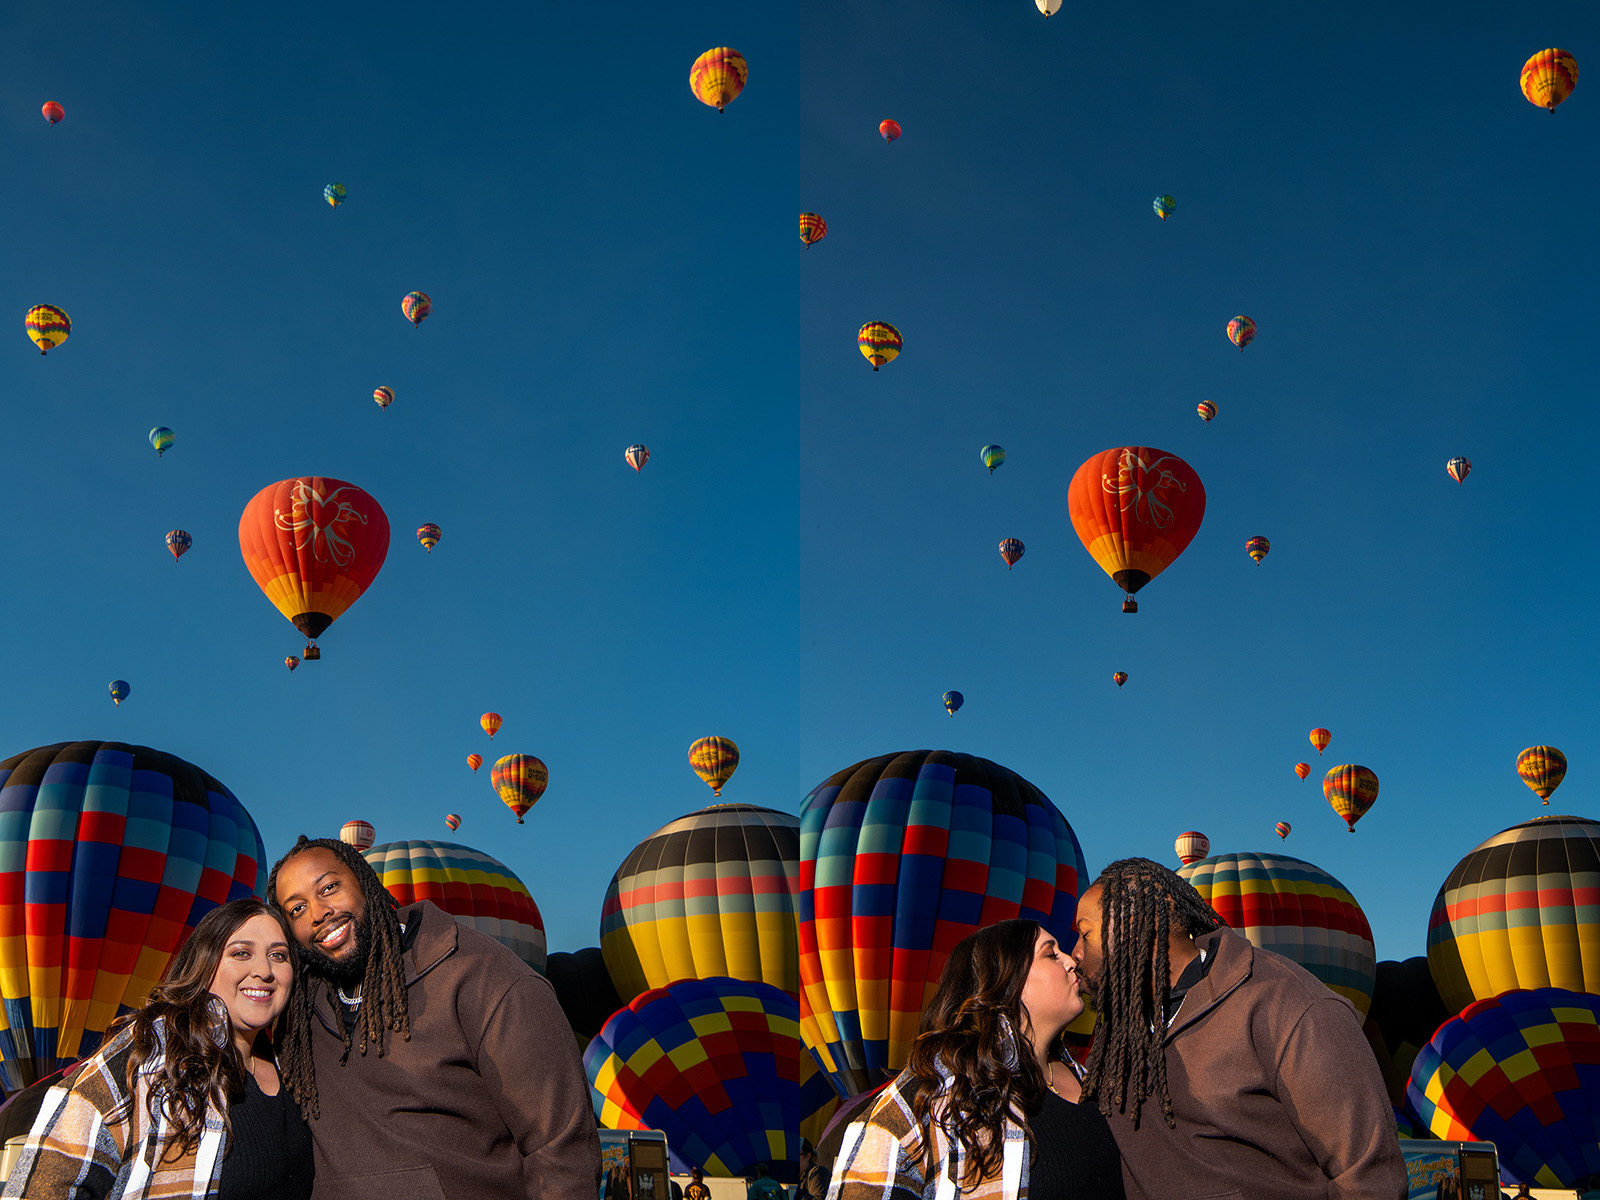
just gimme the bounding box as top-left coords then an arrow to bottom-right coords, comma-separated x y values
238,477 -> 390,658
1067,447 -> 1206,613
1310,728 -> 1331,755
1324,764 -> 1379,832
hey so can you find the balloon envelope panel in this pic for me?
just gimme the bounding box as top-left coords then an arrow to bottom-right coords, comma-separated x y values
600,803 -> 799,1002
797,749 -> 1088,1098
0,742 -> 266,1090
1426,815 -> 1600,1015
364,839 -> 546,972
1179,851 -> 1376,1019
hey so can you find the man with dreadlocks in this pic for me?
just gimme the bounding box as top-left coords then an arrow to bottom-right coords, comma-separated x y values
270,835 -> 600,1200
1071,858 -> 1404,1200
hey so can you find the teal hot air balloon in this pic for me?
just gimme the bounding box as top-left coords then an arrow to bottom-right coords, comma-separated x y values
323,182 -> 347,208
148,427 -> 175,457
107,681 -> 129,707
1153,194 -> 1176,220
980,445 -> 1005,474
941,690 -> 963,716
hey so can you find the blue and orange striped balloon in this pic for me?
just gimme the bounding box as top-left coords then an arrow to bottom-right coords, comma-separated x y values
1179,850 -> 1377,1019
585,976 -> 802,1178
798,750 -> 1088,1098
364,839 -> 546,973
0,741 -> 265,1091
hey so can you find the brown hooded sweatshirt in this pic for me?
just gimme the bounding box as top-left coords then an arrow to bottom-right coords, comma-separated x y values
303,900 -> 601,1200
1103,926 -> 1406,1200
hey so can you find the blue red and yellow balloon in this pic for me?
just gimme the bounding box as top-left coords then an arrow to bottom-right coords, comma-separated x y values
1521,49 -> 1578,112
0,741 -> 266,1090
586,977 -> 803,1179
1516,746 -> 1566,805
1406,988 -> 1600,1189
625,445 -> 649,473
798,750 -> 1089,1098
799,213 -> 826,248
41,102 -> 63,126
491,754 -> 547,824
1446,456 -> 1471,485
340,820 -> 375,852
25,305 -> 70,355
165,530 -> 191,562
689,48 -> 747,112
981,445 -> 1005,474
1197,400 -> 1216,424
1324,764 -> 1379,832
481,712 -> 502,739
857,321 -> 901,371
149,427 -> 174,457
373,386 -> 393,410
942,690 -> 963,716
1426,814 -> 1600,1016
107,682 -> 129,708
364,839 -> 545,972
689,737 -> 740,797
1310,728 -> 1332,755
444,814 -> 460,832
600,803 -> 799,1002
998,538 -> 1025,569
1067,447 -> 1206,613
467,753 -> 482,774
878,119 -> 900,143
401,291 -> 431,327
416,524 -> 441,553
1246,536 -> 1270,563
323,182 -> 346,208
1227,315 -> 1256,351
1180,850 -> 1377,1019
1174,831 -> 1209,865
1275,821 -> 1292,840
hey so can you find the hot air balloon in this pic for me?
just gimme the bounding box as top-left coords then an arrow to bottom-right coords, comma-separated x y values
1323,764 -> 1379,832
1426,814 -> 1600,1015
25,305 -> 70,355
323,182 -> 346,208
1446,456 -> 1471,485
1516,745 -> 1566,805
165,530 -> 191,562
1036,0 -> 1061,14
340,820 -> 375,852
1197,400 -> 1216,424
1245,536 -> 1270,563
1067,447 -> 1206,613
689,736 -> 740,796
942,690 -> 963,716
491,754 -> 547,824
1275,821 -> 1292,840
1174,831 -> 1209,865
1294,762 -> 1311,780
998,538 -> 1025,569
600,803 -> 800,1001
1365,957 -> 1448,1107
799,213 -> 827,248
798,749 -> 1088,1098
107,681 -> 129,708
857,321 -> 901,370
364,839 -> 545,971
149,427 -> 175,457
41,102 -> 64,126
238,477 -> 390,660
401,291 -> 431,327
1113,672 -> 1128,688
467,753 -> 482,773
980,445 -> 1006,474
689,47 -> 747,112
1310,728 -> 1331,755
625,444 -> 649,472
1521,49 -> 1578,112
878,119 -> 901,143
1180,851 -> 1377,1019
1406,989 -> 1600,1189
284,655 -> 299,671
416,523 -> 441,553
1153,194 -> 1175,220
373,386 -> 394,410
546,947 -> 624,1049
0,741 -> 266,1090
481,712 -> 502,739
585,977 -> 805,1178
1226,315 -> 1256,351
444,813 -> 461,832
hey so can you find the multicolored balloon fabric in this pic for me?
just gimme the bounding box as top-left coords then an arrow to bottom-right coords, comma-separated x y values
1067,447 -> 1206,612
688,736 -> 740,796
1405,988 -> 1600,1189
599,803 -> 799,1001
1521,48 -> 1578,112
480,712 -> 502,739
491,754 -> 548,824
857,321 -> 901,370
1294,762 -> 1311,780
980,444 -> 1006,474
1245,536 -> 1270,563
878,119 -> 901,143
41,102 -> 63,125
416,523 -> 441,553
107,681 -> 129,708
799,212 -> 827,248
373,386 -> 393,410
1153,194 -> 1175,220
1179,850 -> 1377,1019
1515,745 -> 1566,805
1196,400 -> 1216,424
689,47 -> 747,112
0,741 -> 266,1091
444,814 -> 460,832
1275,821 -> 1292,840
323,182 -> 346,208
238,477 -> 391,654
1113,671 -> 1128,688
165,530 -> 191,562
284,655 -> 299,672
798,750 -> 1088,1098
1174,831 -> 1209,865
998,538 -> 1025,569
401,291 -> 431,326
148,427 -> 175,457
25,305 -> 70,355
1226,314 -> 1256,351
1446,456 -> 1471,485
339,820 -> 375,852
1425,814 -> 1600,1016
941,690 -> 963,716
1310,727 -> 1332,755
466,753 -> 482,773
1323,763 -> 1380,832
364,839 -> 545,972
625,444 -> 649,472
585,977 -> 803,1179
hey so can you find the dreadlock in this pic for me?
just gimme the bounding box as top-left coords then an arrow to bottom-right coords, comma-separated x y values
267,835 -> 412,1120
1079,857 -> 1221,1131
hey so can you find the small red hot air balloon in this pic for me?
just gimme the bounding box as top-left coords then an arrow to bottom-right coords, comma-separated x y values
467,753 -> 483,774
998,538 -> 1025,569
1294,762 -> 1311,780
1113,672 -> 1128,688
879,119 -> 901,143
1174,831 -> 1210,866
42,102 -> 64,126
1310,728 -> 1331,755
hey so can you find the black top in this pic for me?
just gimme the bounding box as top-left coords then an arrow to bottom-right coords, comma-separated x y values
217,1066 -> 314,1200
1162,943 -> 1214,1029
338,909 -> 424,1036
1027,1088 -> 1126,1200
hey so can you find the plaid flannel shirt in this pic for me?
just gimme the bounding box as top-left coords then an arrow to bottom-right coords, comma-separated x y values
1,1020 -> 226,1199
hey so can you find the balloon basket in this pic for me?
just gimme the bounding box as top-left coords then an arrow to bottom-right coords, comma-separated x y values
303,643 -> 321,661
1122,597 -> 1138,613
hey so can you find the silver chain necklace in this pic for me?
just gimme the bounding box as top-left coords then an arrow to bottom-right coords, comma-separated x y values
337,984 -> 362,1007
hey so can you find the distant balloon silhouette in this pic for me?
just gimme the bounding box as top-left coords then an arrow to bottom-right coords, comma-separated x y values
1113,672 -> 1128,688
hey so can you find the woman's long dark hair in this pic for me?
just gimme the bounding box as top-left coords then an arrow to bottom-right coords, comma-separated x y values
117,896 -> 292,1162
904,918 -> 1063,1188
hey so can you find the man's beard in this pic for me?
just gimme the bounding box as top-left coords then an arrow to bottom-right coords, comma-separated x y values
300,913 -> 374,986
1077,969 -> 1099,1004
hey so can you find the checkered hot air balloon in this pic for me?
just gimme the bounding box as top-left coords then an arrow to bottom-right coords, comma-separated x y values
799,213 -> 826,248
25,305 -> 70,355
600,803 -> 798,1002
1516,745 -> 1566,805
1180,850 -> 1377,1019
585,977 -> 805,1177
857,321 -> 902,370
416,523 -> 441,553
0,742 -> 266,1091
363,839 -> 545,972
798,750 -> 1088,1099
1245,536 -> 1270,563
